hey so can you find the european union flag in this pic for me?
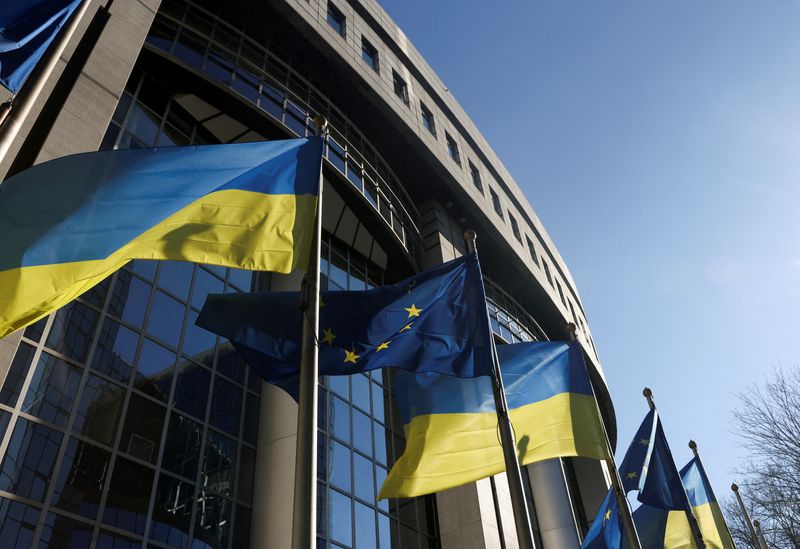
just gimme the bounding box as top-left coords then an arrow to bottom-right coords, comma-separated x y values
0,0 -> 81,93
620,408 -> 691,511
197,253 -> 494,396
581,488 -> 623,549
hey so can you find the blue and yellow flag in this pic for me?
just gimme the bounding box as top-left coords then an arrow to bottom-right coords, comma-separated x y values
0,138 -> 322,337
197,252 -> 494,388
0,0 -> 81,93
620,409 -> 691,511
581,488 -> 623,549
634,457 -> 735,549
379,341 -> 608,498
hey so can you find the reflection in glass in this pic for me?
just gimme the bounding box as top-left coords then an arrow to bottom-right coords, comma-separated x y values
351,373 -> 370,413
158,261 -> 194,301
92,318 -> 137,382
74,374 -> 124,446
0,496 -> 39,548
173,361 -> 211,420
51,438 -> 111,520
135,338 -> 175,401
242,393 -> 259,446
151,474 -> 194,548
353,452 -> 373,503
103,457 -> 154,535
329,441 -> 350,492
109,271 -> 150,328
216,346 -> 245,384
162,413 -> 203,480
330,396 -> 350,443
0,419 -> 62,501
39,512 -> 94,547
238,446 -> 256,505
193,490 -> 231,548
209,377 -> 242,436
234,504 -> 252,549
356,500 -> 377,549
202,431 -> 236,496
45,302 -> 99,362
328,489 -> 352,546
147,290 -> 185,348
227,268 -> 252,291
0,342 -> 36,406
192,267 -> 224,309
352,408 -> 372,456
183,310 -> 216,363
120,394 -> 165,463
23,352 -> 81,427
96,530 -> 142,548
129,259 -> 157,281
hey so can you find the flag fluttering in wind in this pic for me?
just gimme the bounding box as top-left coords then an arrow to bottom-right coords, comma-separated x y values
0,137 -> 323,337
0,0 -> 81,92
635,457 -> 735,549
197,252 -> 494,393
379,340 -> 608,498
582,488 -> 624,549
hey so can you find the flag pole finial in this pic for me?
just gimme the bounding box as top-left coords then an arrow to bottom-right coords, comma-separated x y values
731,483 -> 739,492
642,387 -> 655,410
464,229 -> 477,249
565,322 -> 578,340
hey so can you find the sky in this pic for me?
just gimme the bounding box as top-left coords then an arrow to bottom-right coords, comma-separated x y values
381,0 -> 800,504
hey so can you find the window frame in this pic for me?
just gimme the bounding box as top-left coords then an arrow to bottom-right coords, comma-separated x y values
392,69 -> 409,106
490,188 -> 503,219
420,101 -> 436,137
361,36 -> 379,72
326,2 -> 346,37
445,132 -> 461,166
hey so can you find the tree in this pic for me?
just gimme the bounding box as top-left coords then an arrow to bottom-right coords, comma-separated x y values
725,367 -> 800,548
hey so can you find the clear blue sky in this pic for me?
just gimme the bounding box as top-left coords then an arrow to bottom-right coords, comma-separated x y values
382,0 -> 800,501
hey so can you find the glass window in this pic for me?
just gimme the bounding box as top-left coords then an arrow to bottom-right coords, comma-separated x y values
0,497 -> 39,548
92,319 -> 137,383
109,272 -> 151,328
193,491 -> 231,548
227,268 -> 252,292
361,36 -> 379,72
202,430 -> 236,496
146,290 -> 185,349
150,474 -> 194,548
326,2 -> 346,37
73,374 -> 124,446
102,457 -> 154,535
216,346 -> 246,384
355,501 -> 377,549
392,70 -> 409,106
23,352 -> 81,428
420,102 -> 436,137
183,310 -> 217,363
173,362 -> 211,420
157,261 -> 194,302
234,505 -> 252,549
51,438 -> 111,520
23,317 -> 47,342
328,489 -> 352,546
526,236 -> 540,266
135,338 -> 175,401
242,393 -> 259,446
209,376 -> 242,436
330,395 -> 350,443
0,418 -> 62,502
353,408 -> 372,456
330,440 -> 351,492
469,161 -> 483,192
353,452 -> 373,502
120,394 -> 165,463
39,512 -> 93,547
0,342 -> 36,406
509,212 -> 522,243
162,413 -> 203,480
351,373 -> 371,413
490,188 -> 503,218
238,446 -> 256,504
97,530 -> 141,548
191,267 -> 224,309
556,280 -> 567,306
45,302 -> 99,362
445,132 -> 461,166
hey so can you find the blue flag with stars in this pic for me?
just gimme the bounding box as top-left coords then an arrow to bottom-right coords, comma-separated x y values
580,488 -> 623,549
620,408 -> 691,511
196,253 -> 494,397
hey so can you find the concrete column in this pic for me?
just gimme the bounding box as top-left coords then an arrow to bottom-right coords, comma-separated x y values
527,459 -> 581,548
249,269 -> 304,547
437,479 -> 503,549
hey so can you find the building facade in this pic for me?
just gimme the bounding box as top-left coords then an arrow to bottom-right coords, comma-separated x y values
0,0 -> 615,547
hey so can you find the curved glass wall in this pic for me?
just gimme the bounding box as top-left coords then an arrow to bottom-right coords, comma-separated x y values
484,278 -> 548,344
142,0 -> 419,254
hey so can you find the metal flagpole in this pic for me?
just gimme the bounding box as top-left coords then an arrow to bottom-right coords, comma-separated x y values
566,323 -> 643,549
753,520 -> 768,549
731,483 -> 762,549
291,117 -> 326,549
689,440 -> 738,548
464,230 -> 537,549
0,0 -> 93,169
643,389 -> 706,549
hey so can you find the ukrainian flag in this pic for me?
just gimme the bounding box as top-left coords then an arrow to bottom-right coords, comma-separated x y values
0,137 -> 322,337
379,341 -> 608,499
634,457 -> 735,549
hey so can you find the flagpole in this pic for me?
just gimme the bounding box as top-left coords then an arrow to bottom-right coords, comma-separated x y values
753,520 -> 768,549
643,389 -> 706,549
689,440 -> 738,548
731,483 -> 762,549
464,230 -> 537,549
566,323 -> 643,549
291,117 -> 326,549
0,0 -> 93,170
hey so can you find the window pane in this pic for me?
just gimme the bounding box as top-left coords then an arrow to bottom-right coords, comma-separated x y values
102,457 -> 154,535
150,474 -> 194,548
351,373 -> 370,413
355,501 -> 377,549
23,352 -> 81,428
329,441 -> 350,492
173,362 -> 211,420
0,497 -> 39,549
0,342 -> 36,406
92,319 -> 137,382
192,268 -> 224,309
242,393 -> 259,446
120,394 -> 165,463
352,408 -> 371,456
0,418 -> 62,502
238,446 -> 256,505
135,338 -> 175,402
110,271 -> 151,328
209,376 -> 242,436
146,290 -> 185,348
330,396 -> 350,443
202,431 -> 236,496
183,310 -> 216,363
51,438 -> 111,520
353,452 -> 373,502
328,489 -> 352,546
39,512 -> 94,548
158,261 -> 193,301
162,413 -> 203,480
45,302 -> 99,362
193,491 -> 231,548
73,373 -> 124,446
216,346 -> 245,384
